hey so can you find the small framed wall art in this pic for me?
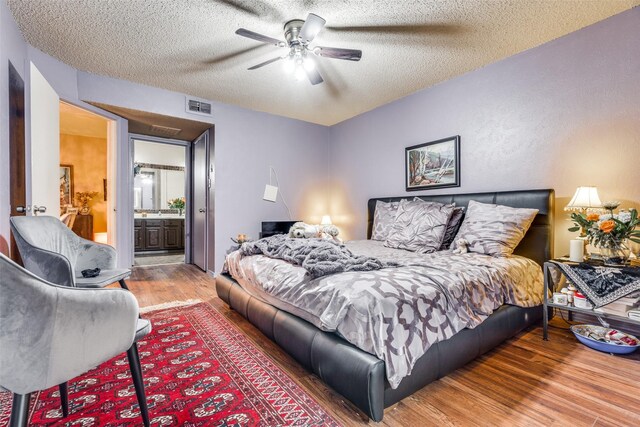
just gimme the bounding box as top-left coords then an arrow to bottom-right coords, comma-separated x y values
405,135 -> 460,191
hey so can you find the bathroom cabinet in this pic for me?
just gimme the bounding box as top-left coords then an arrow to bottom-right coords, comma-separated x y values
134,218 -> 184,252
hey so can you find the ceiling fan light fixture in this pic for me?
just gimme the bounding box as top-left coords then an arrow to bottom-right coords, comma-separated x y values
237,13 -> 360,85
283,57 -> 295,73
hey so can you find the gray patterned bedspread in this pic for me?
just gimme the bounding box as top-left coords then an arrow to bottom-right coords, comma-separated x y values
226,240 -> 543,388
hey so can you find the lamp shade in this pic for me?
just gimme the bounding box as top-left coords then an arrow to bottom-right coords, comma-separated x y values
320,215 -> 332,225
564,186 -> 602,211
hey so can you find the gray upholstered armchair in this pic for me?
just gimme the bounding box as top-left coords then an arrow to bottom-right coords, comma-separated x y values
10,216 -> 131,289
0,253 -> 150,427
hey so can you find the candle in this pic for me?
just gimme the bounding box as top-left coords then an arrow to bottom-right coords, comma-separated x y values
569,239 -> 585,262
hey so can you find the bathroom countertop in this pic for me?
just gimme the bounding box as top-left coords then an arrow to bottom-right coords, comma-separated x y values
134,214 -> 185,219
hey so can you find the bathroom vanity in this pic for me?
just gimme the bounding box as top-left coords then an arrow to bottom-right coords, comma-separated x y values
134,216 -> 185,252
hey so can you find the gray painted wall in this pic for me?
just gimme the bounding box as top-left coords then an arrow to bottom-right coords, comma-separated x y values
2,2 -> 638,271
0,0 -> 329,273
77,72 -> 329,273
0,0 -> 27,255
328,8 -> 640,257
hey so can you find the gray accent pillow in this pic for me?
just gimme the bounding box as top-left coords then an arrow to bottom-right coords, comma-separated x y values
385,199 -> 454,253
452,200 -> 538,257
371,200 -> 401,241
439,206 -> 465,250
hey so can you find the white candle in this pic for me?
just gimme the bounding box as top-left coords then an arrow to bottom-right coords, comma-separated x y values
569,239 -> 585,262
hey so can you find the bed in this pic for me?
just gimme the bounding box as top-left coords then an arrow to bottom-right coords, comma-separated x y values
217,189 -> 555,421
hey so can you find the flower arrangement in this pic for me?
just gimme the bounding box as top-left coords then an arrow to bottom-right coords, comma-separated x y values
569,201 -> 640,263
75,191 -> 99,215
168,197 -> 186,210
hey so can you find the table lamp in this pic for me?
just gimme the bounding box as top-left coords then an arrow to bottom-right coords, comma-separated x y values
565,186 -> 602,238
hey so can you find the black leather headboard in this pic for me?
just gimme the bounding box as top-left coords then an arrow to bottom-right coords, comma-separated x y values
367,189 -> 555,266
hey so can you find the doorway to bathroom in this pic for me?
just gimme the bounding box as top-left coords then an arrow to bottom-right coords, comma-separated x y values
133,137 -> 189,266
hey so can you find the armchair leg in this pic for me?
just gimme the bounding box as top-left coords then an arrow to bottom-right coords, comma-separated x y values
118,279 -> 130,290
59,382 -> 69,417
127,343 -> 150,427
9,393 -> 30,427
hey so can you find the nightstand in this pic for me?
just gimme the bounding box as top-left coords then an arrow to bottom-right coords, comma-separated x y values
543,260 -> 640,340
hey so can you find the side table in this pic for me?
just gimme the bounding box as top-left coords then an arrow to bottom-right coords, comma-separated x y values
543,260 -> 640,340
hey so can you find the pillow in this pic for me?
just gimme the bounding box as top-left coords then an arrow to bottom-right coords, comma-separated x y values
439,206 -> 465,250
371,200 -> 401,241
452,200 -> 538,257
385,199 -> 454,253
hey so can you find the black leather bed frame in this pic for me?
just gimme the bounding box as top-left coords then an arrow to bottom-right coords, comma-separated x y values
217,189 -> 555,421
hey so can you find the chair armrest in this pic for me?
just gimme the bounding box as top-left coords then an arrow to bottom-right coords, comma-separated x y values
76,239 -> 118,271
0,259 -> 139,395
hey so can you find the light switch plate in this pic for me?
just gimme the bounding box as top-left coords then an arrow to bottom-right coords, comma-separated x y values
263,185 -> 278,202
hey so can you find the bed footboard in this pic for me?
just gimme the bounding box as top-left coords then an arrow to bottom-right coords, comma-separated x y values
216,274 -> 387,421
216,273 -> 542,421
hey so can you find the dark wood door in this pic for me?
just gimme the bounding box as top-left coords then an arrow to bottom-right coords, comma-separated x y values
163,226 -> 181,249
134,221 -> 144,250
144,219 -> 163,250
9,61 -> 26,264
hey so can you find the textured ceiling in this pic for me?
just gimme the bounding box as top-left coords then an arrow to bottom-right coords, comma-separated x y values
9,1 -> 640,125
60,101 -> 108,138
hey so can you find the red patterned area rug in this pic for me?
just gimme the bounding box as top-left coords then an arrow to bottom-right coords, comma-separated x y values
0,302 -> 341,426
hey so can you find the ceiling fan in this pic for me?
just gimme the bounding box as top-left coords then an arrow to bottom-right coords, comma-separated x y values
235,13 -> 362,85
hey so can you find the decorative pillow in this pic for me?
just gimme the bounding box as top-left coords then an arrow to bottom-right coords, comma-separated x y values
385,199 -> 454,253
452,200 -> 538,257
439,206 -> 465,250
371,200 -> 401,241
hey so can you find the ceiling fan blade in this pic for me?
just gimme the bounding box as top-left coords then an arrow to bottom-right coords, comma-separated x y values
315,46 -> 362,61
247,56 -> 282,70
326,23 -> 462,35
217,0 -> 260,16
235,28 -> 284,46
305,64 -> 324,85
204,45 -> 264,65
299,13 -> 326,44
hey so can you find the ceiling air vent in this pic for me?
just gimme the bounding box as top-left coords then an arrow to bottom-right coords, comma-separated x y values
186,97 -> 212,116
150,124 -> 182,137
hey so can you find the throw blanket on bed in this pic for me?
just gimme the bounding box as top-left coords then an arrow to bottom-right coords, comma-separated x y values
227,240 -> 544,388
240,234 -> 396,279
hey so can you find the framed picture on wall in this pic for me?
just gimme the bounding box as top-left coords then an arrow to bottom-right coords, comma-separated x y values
60,164 -> 74,207
405,136 -> 460,191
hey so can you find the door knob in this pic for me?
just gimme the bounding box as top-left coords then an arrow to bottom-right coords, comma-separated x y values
199,208 -> 206,213
33,205 -> 47,215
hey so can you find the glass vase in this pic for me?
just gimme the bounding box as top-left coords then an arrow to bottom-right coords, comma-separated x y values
600,240 -> 631,267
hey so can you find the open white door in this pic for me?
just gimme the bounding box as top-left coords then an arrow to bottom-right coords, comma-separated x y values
29,62 -> 60,216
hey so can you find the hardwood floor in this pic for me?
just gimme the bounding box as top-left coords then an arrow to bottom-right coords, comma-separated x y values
125,264 -> 640,426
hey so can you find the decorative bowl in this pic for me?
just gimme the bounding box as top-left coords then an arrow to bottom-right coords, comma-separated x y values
570,324 -> 640,354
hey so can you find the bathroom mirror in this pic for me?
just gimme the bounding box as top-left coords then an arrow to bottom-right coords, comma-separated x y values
133,166 -> 185,210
